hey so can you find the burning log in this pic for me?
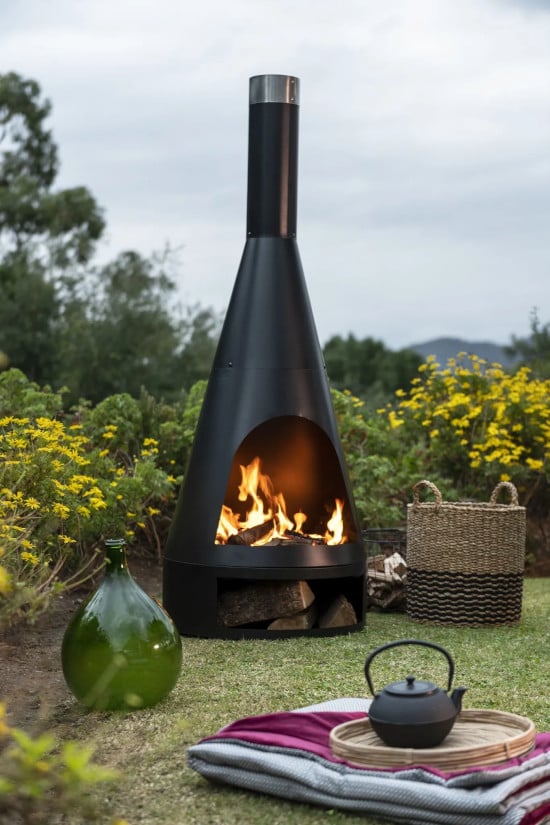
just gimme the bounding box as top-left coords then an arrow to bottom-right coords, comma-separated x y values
226,524 -> 326,547
217,580 -> 315,626
366,552 -> 407,611
227,520 -> 275,545
263,532 -> 325,546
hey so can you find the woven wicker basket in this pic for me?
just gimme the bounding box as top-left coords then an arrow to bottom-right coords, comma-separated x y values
406,480 -> 525,626
330,709 -> 536,770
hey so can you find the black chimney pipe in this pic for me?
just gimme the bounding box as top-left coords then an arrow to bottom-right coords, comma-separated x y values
163,75 -> 365,638
246,75 -> 298,238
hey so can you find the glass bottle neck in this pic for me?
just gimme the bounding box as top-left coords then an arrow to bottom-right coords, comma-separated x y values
104,540 -> 128,576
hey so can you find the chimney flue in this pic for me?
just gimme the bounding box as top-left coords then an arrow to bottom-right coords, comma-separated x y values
247,74 -> 299,239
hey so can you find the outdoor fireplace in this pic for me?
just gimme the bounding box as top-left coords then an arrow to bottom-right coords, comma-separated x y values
163,74 -> 366,638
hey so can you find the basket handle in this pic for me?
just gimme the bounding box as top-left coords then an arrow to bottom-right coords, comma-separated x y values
489,481 -> 519,506
412,480 -> 443,508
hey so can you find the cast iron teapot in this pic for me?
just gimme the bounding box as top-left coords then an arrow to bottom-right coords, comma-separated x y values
365,639 -> 467,749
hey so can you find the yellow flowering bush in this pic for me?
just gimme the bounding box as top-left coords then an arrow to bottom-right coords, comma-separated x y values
384,354 -> 549,491
0,376 -> 177,628
380,354 -> 550,565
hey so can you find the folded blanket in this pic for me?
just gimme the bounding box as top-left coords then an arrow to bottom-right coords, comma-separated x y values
188,698 -> 550,825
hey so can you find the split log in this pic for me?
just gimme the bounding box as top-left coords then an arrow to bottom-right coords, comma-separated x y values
318,594 -> 357,628
217,580 -> 315,626
268,604 -> 318,630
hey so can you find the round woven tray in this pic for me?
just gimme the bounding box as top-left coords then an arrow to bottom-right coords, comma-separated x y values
330,709 -> 536,770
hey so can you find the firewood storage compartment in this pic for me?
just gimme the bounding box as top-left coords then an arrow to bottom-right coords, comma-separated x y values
163,75 -> 366,638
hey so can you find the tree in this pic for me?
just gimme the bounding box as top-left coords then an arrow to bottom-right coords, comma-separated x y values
0,72 -> 105,380
0,72 -> 220,402
58,249 -> 221,404
323,333 -> 423,402
505,309 -> 550,380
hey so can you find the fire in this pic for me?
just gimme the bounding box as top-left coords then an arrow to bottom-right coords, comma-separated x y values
216,457 -> 347,546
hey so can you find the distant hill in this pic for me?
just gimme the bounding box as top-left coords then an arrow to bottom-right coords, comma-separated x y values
407,337 -> 517,368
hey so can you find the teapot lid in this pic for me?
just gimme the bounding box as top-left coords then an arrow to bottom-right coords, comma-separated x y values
384,675 -> 438,697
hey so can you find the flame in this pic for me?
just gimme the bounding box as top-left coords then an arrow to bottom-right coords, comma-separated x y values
216,457 -> 347,546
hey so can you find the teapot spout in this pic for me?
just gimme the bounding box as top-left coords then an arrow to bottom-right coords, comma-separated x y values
451,686 -> 467,712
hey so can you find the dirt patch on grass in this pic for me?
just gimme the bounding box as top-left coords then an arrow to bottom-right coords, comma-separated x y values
0,555 -> 163,732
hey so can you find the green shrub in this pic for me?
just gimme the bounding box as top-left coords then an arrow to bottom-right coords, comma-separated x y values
0,701 -> 118,823
0,368 -> 66,418
331,388 -> 453,529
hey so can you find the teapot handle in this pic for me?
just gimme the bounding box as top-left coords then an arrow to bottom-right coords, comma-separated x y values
364,639 -> 455,696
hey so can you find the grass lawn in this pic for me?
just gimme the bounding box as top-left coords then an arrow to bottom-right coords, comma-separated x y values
57,578 -> 549,824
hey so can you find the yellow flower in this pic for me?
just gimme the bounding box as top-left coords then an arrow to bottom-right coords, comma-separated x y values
24,497 -> 41,510
0,566 -> 11,595
21,551 -> 40,565
20,539 -> 35,550
526,458 -> 544,471
387,411 -> 404,430
142,437 -> 159,447
52,502 -> 70,520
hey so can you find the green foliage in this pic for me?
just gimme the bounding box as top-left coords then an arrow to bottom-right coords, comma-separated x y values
81,392 -> 144,456
0,702 -> 117,823
331,388 -> 451,529
505,309 -> 550,380
0,252 -> 61,382
324,334 -> 423,404
0,368 -> 65,418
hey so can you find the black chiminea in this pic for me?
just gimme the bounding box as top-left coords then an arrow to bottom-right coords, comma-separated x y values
163,75 -> 365,638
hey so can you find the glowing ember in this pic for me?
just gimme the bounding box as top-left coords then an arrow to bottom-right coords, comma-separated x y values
216,457 -> 347,545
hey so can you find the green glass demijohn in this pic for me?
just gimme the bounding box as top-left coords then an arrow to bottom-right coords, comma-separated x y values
62,538 -> 182,711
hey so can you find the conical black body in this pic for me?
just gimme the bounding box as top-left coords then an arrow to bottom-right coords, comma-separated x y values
163,76 -> 365,638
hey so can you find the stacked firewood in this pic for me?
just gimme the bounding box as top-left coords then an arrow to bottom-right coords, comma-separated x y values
366,551 -> 407,611
217,580 -> 357,630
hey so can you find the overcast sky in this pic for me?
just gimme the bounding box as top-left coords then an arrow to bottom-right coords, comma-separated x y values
2,0 -> 549,349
